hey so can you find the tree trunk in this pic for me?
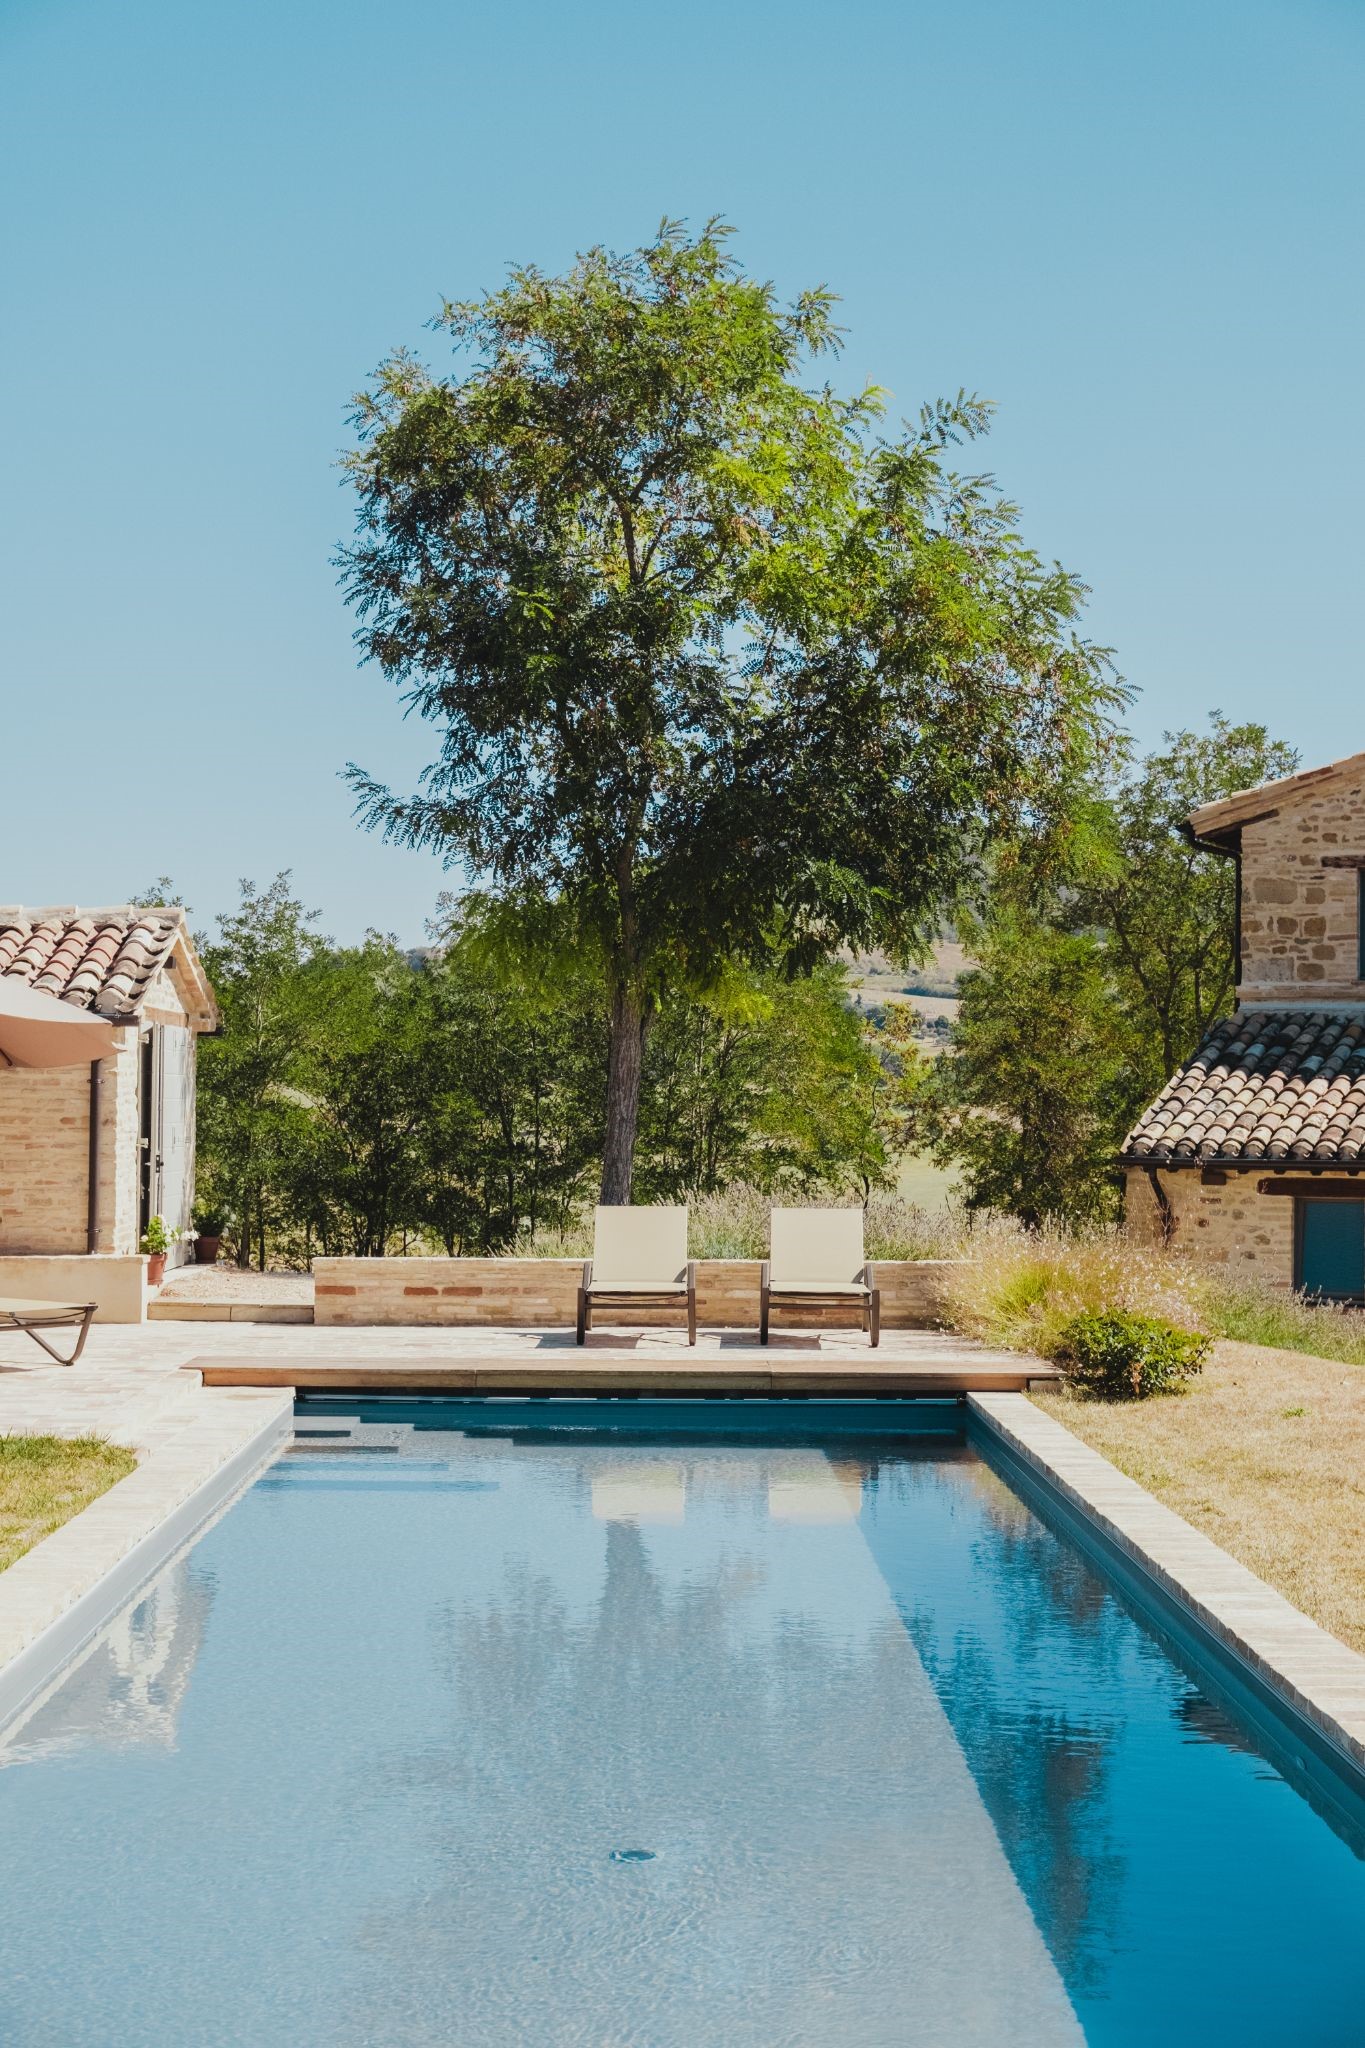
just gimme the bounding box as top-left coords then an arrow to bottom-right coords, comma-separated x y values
601,984 -> 647,1204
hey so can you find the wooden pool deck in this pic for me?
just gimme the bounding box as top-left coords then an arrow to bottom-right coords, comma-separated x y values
185,1326 -> 1057,1397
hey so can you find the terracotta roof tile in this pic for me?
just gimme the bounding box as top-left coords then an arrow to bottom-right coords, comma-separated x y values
0,907 -> 185,1016
1123,1010 -> 1365,1166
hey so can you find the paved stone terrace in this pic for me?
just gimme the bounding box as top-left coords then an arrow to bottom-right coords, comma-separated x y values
0,1317 -> 1057,1401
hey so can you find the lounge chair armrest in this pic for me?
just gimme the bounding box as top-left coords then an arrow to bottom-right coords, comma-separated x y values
685,1260 -> 697,1289
760,1260 -> 770,1287
862,1261 -> 874,1292
581,1259 -> 593,1286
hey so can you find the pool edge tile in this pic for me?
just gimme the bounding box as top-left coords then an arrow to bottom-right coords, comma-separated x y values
968,1392 -> 1365,1777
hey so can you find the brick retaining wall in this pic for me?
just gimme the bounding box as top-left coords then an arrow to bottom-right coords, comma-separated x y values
313,1256 -> 961,1330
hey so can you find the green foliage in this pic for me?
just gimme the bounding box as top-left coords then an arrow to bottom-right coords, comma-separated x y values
139,1215 -> 179,1255
130,876 -> 187,914
940,1220 -> 1207,1359
194,880 -> 907,1266
1072,713 -> 1298,1097
196,875 -> 328,1269
927,713 -> 1297,1226
339,218 -> 1121,1198
636,961 -> 893,1201
1058,1309 -> 1210,1400
926,915 -> 1135,1227
526,1183 -> 963,1261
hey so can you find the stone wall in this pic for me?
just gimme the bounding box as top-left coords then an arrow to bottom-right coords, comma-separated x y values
1239,765 -> 1365,1001
1125,1166 -> 1297,1288
0,1253 -> 147,1321
314,1256 -> 962,1329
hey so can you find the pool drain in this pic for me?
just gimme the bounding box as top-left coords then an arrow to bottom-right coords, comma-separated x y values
609,1848 -> 656,1863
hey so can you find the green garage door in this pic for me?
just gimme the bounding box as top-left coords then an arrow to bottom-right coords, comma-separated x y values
1298,1201 -> 1365,1300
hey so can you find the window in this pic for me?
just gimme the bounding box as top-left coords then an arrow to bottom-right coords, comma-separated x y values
1297,1199 -> 1365,1300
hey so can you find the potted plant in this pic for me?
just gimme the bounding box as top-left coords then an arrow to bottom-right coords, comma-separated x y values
192,1205 -> 229,1265
140,1214 -> 180,1287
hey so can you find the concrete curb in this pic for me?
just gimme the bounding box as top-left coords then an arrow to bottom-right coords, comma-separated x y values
968,1391 -> 1365,1779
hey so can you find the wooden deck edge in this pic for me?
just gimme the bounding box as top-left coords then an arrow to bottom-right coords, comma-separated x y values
185,1355 -> 1057,1395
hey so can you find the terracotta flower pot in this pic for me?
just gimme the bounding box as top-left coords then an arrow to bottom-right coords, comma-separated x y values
194,1235 -> 222,1266
146,1252 -> 166,1287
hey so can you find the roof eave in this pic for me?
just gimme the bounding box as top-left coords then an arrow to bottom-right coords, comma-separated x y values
1186,748 -> 1365,844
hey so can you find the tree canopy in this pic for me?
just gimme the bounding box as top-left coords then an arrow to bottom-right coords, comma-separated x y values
925,714 -> 1298,1225
193,876 -> 902,1266
339,218 -> 1121,1198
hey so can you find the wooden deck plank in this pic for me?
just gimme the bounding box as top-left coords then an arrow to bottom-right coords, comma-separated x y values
187,1348 -> 1055,1395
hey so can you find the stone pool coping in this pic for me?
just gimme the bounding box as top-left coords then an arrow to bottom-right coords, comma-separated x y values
5,1378 -> 1362,1786
969,1392 -> 1365,1778
0,1389 -> 292,1737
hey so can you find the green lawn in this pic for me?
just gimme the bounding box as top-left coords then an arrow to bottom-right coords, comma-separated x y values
0,1436 -> 137,1573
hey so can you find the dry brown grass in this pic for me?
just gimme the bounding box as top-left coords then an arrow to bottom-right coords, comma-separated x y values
1033,1341 -> 1365,1654
0,1435 -> 137,1573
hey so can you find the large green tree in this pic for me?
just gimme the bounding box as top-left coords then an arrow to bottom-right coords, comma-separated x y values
926,914 -> 1137,1227
636,961 -> 894,1201
196,874 -> 327,1268
339,219 -> 1118,1201
927,714 -> 1299,1225
1072,712 -> 1298,1095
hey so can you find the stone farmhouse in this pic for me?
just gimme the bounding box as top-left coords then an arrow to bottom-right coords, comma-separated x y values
1123,750 -> 1365,1300
0,908 -> 217,1318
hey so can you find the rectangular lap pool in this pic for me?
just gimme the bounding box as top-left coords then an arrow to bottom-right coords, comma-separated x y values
1,1398 -> 1363,2047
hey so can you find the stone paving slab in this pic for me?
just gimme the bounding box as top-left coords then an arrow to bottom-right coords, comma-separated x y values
970,1392 -> 1365,1777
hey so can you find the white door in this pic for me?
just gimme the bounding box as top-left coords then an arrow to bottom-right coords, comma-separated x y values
155,1026 -> 196,1252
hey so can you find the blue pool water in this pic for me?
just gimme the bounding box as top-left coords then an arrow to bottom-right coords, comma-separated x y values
0,1398 -> 1362,2046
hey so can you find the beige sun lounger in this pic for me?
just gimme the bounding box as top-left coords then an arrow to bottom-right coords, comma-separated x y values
577,1206 -> 697,1345
760,1208 -> 880,1346
0,1297 -> 96,1366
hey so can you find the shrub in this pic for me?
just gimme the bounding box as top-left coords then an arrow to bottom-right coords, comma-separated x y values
942,1220 -> 1205,1357
1059,1309 -> 1210,1400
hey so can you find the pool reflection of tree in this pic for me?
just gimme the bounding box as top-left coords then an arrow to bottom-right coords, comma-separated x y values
0,1555 -> 214,1766
860,1455 -> 1127,1994
340,1465 -> 1082,2048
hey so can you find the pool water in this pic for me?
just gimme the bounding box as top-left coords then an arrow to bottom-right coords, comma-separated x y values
0,1399 -> 1362,2047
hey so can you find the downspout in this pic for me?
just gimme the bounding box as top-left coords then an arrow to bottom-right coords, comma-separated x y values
1144,1165 -> 1176,1246
86,1058 -> 102,1254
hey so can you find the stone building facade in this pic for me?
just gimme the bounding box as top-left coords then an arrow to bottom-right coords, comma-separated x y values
1122,752 -> 1365,1298
0,909 -> 217,1268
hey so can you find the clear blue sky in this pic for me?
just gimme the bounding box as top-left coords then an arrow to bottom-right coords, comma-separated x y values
2,0 -> 1361,944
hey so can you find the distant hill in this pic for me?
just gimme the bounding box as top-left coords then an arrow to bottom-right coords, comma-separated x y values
845,940 -> 966,1005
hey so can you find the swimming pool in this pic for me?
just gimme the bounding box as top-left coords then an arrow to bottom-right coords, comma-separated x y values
0,1398 -> 1361,2046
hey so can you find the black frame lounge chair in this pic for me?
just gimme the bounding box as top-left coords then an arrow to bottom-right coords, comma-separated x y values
0,1297 -> 97,1366
576,1205 -> 697,1346
759,1208 -> 880,1347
